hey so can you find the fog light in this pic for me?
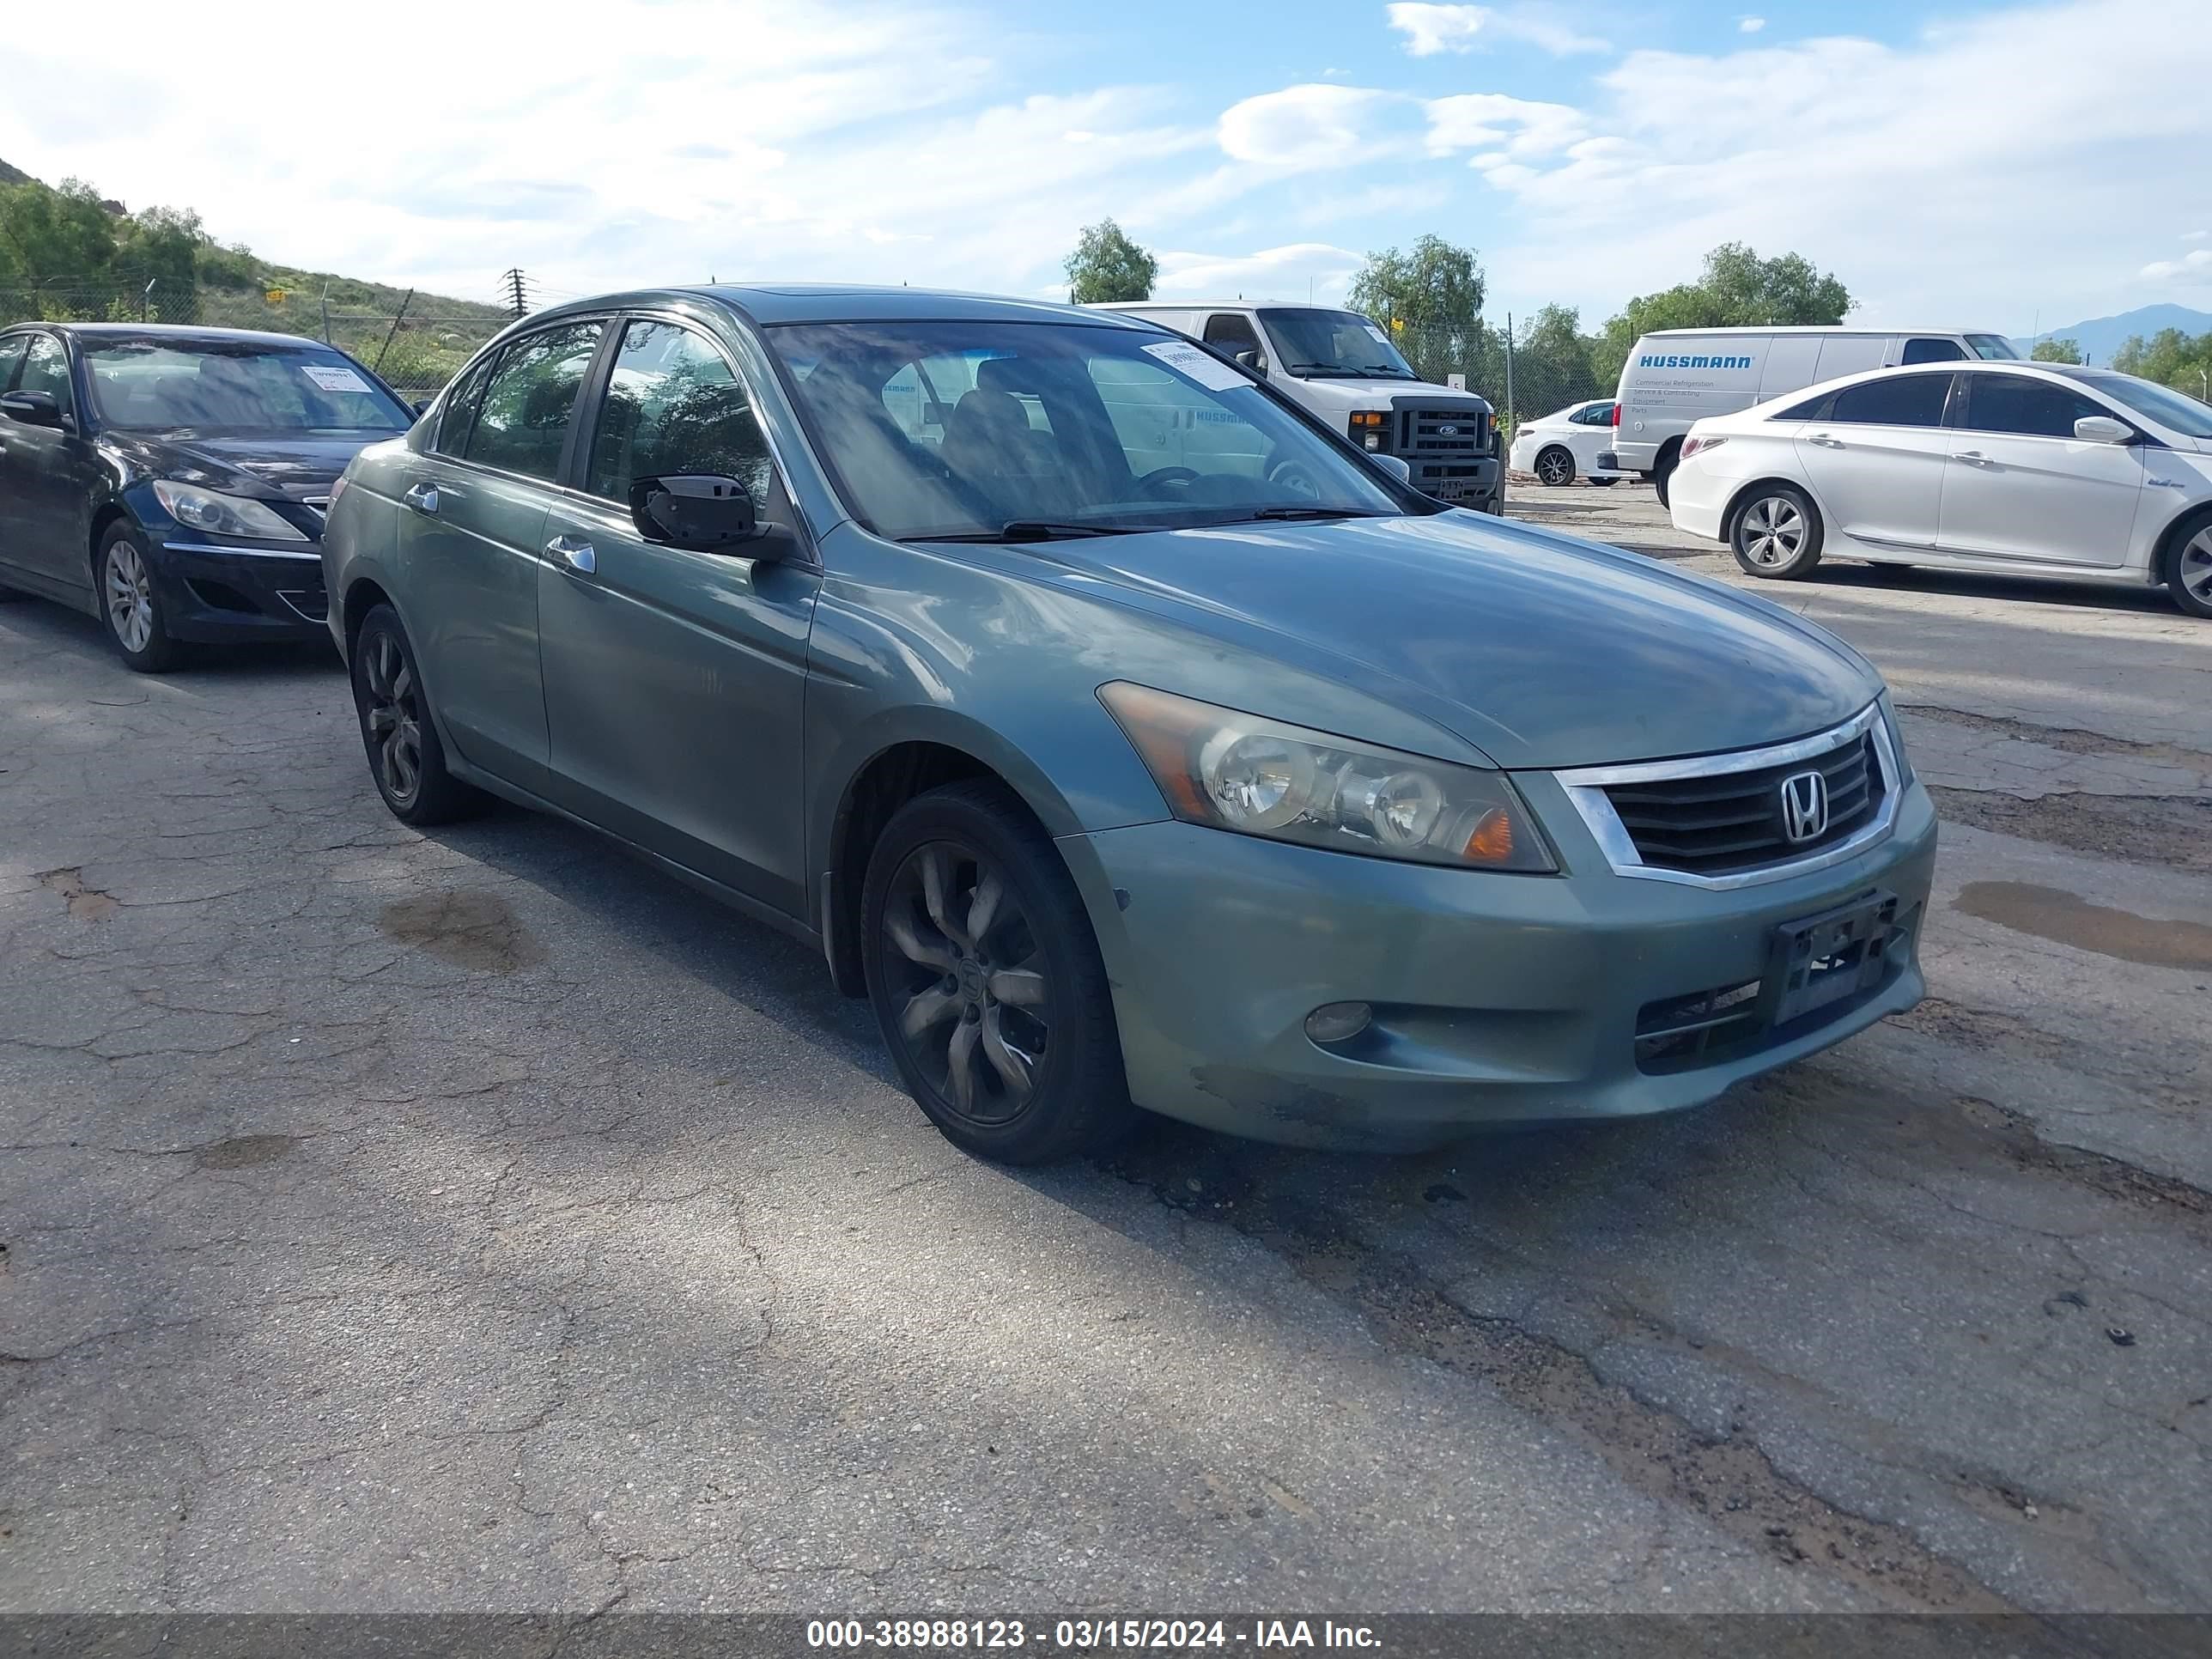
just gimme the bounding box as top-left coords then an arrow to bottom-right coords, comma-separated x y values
1304,1001 -> 1372,1044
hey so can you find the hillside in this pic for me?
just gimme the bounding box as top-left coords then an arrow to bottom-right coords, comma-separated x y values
2014,302 -> 2212,364
0,156 -> 510,390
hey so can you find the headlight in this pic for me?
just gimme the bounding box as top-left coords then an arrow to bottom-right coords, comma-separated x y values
150,481 -> 307,541
1099,683 -> 1555,872
1877,693 -> 1916,786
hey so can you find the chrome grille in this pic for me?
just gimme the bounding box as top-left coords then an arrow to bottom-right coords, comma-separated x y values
1398,406 -> 1488,456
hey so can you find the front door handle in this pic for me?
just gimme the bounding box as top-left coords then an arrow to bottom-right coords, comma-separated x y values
403,482 -> 441,514
546,533 -> 596,575
1807,434 -> 1844,448
1954,450 -> 1995,467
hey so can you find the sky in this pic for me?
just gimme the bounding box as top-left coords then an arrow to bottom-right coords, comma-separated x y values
1,0 -> 2207,334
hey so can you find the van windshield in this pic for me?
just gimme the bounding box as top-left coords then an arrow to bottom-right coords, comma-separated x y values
1968,335 -> 2023,361
1256,308 -> 1418,380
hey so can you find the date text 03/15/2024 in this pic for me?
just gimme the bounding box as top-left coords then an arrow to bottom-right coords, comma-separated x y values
805,1619 -> 1383,1650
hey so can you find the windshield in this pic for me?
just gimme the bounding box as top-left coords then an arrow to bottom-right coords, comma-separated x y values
2060,368 -> 2212,439
1968,334 -> 2023,361
84,338 -> 412,434
1255,308 -> 1418,380
769,319 -> 1404,541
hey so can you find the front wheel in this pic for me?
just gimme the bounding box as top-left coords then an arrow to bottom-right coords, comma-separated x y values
99,525 -> 182,672
862,781 -> 1133,1164
1729,484 -> 1825,579
2166,511 -> 2212,619
1534,447 -> 1575,488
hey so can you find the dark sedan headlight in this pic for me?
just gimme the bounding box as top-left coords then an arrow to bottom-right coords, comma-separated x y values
150,481 -> 308,542
1100,683 -> 1554,872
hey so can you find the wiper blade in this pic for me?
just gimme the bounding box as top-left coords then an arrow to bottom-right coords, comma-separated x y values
1231,506 -> 1387,523
916,520 -> 1140,544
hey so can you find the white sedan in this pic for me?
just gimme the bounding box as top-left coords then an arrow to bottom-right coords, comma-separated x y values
1668,361 -> 2212,617
1508,399 -> 1626,487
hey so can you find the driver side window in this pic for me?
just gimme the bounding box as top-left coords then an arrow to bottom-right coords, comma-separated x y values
585,319 -> 774,507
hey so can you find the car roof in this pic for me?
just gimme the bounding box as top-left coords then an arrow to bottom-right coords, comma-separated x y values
27,321 -> 340,349
1638,325 -> 1993,338
527,283 -> 1167,331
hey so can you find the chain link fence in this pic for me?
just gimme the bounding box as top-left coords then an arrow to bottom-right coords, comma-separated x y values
1388,322 -> 1608,447
0,278 -> 514,398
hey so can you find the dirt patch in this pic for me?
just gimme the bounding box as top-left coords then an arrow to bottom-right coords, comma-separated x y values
1954,881 -> 2212,970
1886,997 -> 2069,1062
194,1133 -> 300,1170
36,868 -> 118,921
1904,706 -> 2212,770
378,889 -> 545,975
1945,1096 -> 2209,1235
1931,788 -> 2212,872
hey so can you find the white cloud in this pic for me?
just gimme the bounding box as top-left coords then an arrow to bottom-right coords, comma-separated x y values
2186,230 -> 2210,243
2142,249 -> 2212,283
1385,3 -> 1607,58
1216,85 -> 1414,169
1425,94 -> 1589,162
1154,242 -> 1366,301
1739,15 -> 1766,32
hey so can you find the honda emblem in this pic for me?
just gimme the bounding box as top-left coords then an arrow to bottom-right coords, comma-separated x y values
1779,770 -> 1829,843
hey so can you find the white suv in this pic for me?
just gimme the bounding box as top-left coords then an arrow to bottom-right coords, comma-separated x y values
1667,361 -> 2212,617
1105,302 -> 1501,512
1610,325 -> 2021,504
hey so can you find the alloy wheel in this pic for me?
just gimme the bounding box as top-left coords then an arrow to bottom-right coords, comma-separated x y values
1741,495 -> 1807,568
360,631 -> 425,806
104,541 -> 155,653
2181,528 -> 2212,607
1537,451 -> 1572,486
878,840 -> 1052,1127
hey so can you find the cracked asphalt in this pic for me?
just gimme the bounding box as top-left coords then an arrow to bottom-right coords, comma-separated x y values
2,488 -> 2208,1616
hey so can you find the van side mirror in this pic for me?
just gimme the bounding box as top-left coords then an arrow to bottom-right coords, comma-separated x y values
1,390 -> 65,428
2072,415 -> 2133,445
629,474 -> 769,554
1235,348 -> 1268,376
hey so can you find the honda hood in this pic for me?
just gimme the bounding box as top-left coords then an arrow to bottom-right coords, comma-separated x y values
1028,512 -> 1882,770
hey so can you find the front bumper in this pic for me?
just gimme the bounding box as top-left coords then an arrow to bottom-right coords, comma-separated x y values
1407,454 -> 1499,509
150,538 -> 331,643
1062,778 -> 1936,1150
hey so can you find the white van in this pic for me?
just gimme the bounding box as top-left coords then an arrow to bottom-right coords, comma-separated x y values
1607,326 -> 2021,502
1104,301 -> 1502,512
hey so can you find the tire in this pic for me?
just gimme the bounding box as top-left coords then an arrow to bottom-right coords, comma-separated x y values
2164,508 -> 2212,620
349,604 -> 482,825
97,524 -> 183,672
1653,446 -> 1681,508
861,779 -> 1133,1164
1729,483 -> 1825,580
1534,446 -> 1576,488
1588,476 -> 1618,488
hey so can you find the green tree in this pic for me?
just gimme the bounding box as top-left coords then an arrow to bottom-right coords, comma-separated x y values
1592,242 -> 1851,387
1508,302 -> 1601,412
1063,218 -> 1158,304
0,178 -> 120,292
2030,337 -> 2084,364
1346,234 -> 1486,381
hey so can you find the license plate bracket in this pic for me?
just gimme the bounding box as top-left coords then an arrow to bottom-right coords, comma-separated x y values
1768,889 -> 1899,1026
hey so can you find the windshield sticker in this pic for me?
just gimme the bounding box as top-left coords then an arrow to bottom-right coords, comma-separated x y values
303,364 -> 373,394
1140,340 -> 1249,392
1364,324 -> 1389,343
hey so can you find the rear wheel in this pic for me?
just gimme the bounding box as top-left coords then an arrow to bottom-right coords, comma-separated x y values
863,781 -> 1133,1164
2166,511 -> 2212,619
1729,483 -> 1825,580
1534,446 -> 1575,488
98,524 -> 182,672
349,605 -> 482,824
1587,476 -> 1617,488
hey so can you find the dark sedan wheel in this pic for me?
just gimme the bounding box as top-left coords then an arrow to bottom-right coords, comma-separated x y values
99,525 -> 182,672
349,605 -> 480,825
1534,446 -> 1575,487
863,781 -> 1132,1164
1730,484 -> 1825,580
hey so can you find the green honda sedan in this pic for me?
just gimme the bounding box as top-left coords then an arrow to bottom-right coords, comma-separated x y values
323,285 -> 1934,1164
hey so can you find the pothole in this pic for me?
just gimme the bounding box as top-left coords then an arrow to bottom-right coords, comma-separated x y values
36,868 -> 118,921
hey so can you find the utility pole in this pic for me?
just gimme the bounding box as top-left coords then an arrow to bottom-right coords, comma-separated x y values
142,276 -> 156,322
320,280 -> 331,343
374,289 -> 415,374
501,268 -> 529,319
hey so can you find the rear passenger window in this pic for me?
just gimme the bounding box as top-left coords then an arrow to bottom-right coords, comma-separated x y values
1773,392 -> 1832,421
434,350 -> 501,457
1960,374 -> 2106,440
1900,337 -> 1966,365
464,321 -> 604,481
1825,374 -> 1951,428
585,319 -> 774,506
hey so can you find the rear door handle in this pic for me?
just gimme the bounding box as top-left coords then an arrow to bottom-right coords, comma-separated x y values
403,482 -> 441,514
545,533 -> 596,575
1954,450 -> 1995,467
1807,434 -> 1844,448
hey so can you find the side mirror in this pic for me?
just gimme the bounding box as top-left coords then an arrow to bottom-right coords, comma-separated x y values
629,473 -> 769,555
1235,348 -> 1268,376
412,398 -> 432,416
1,390 -> 65,428
1372,454 -> 1413,485
2073,414 -> 2133,445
